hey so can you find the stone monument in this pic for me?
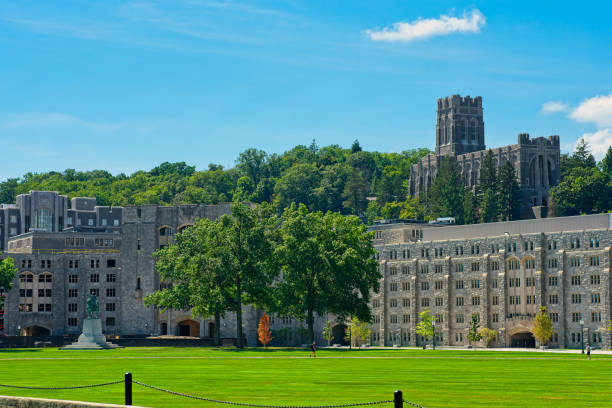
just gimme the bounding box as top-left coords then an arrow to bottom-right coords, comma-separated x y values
60,295 -> 122,350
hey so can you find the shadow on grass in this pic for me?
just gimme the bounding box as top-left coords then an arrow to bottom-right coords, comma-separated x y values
0,348 -> 43,353
218,347 -> 369,353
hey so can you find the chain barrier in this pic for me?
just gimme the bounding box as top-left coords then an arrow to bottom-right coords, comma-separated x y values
0,380 -> 123,390
134,381 -> 395,408
403,400 -> 426,408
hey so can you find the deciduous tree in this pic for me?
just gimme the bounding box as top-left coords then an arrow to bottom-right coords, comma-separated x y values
533,306 -> 554,346
257,313 -> 273,347
415,309 -> 435,346
0,258 -> 17,307
468,314 -> 482,346
478,327 -> 497,348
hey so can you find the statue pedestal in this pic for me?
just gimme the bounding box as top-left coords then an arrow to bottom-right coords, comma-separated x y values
60,318 -> 122,350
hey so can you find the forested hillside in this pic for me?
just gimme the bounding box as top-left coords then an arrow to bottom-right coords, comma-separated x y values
0,140 -> 430,218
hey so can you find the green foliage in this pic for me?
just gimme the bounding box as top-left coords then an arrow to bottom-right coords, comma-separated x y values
478,327 -> 497,348
0,258 -> 17,306
274,204 -> 381,342
322,321 -> 334,345
468,315 -> 482,345
415,309 -> 435,343
364,201 -> 381,224
498,161 -> 521,221
427,157 -> 466,224
533,306 -> 554,346
344,317 -> 372,347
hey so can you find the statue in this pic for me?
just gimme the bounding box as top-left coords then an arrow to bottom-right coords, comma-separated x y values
86,294 -> 99,319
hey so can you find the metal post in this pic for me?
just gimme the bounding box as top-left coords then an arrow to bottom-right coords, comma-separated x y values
394,390 -> 403,408
580,320 -> 584,354
432,321 -> 436,350
125,372 -> 132,406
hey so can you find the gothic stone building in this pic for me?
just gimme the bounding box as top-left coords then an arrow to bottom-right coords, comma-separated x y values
369,214 -> 612,349
409,95 -> 561,219
0,191 -> 326,346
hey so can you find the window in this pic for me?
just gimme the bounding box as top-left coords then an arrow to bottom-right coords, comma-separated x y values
40,260 -> 51,269
589,256 -> 600,266
107,259 -> 116,268
38,289 -> 52,297
421,281 -> 430,291
106,274 -> 116,283
591,293 -> 601,303
372,298 -> 380,308
570,238 -> 581,249
471,296 -> 480,306
471,245 -> 480,255
390,266 -> 397,276
90,288 -> 100,297
68,303 -> 78,312
90,274 -> 100,283
550,313 -> 559,322
571,312 -> 581,322
402,298 -> 410,307
69,260 -> 80,268
39,274 -> 52,283
509,278 -> 521,287
492,313 -> 499,323
509,296 -> 520,305
9,215 -> 17,223
390,299 -> 397,308
88,219 -> 94,226
526,295 -> 535,304
105,303 -> 116,312
66,238 -> 85,247
571,294 -> 581,304
549,294 -> 558,304
548,276 -> 558,286
435,281 -> 443,290
401,265 -> 409,275
37,304 -> 52,312
524,259 -> 535,269
525,277 -> 535,287
113,219 -> 120,226
106,317 -> 116,326
434,264 -> 443,274
19,289 -> 32,297
592,311 -> 602,322
68,289 -> 78,297
402,314 -> 410,324
390,282 -> 398,292
455,280 -> 464,289
137,240 -> 141,250
19,273 -> 33,283
421,298 -> 430,307
491,261 -> 499,271
69,274 -> 78,283
106,288 -> 116,297
570,256 -> 580,267
68,318 -> 78,327
491,279 -> 498,288
548,258 -> 558,268
472,313 -> 480,323
435,313 -> 443,323
389,314 -> 398,324
590,275 -> 600,285
420,264 -> 429,274
471,279 -> 480,289
548,240 -> 557,250
507,259 -> 519,270
435,297 -> 444,306
455,246 -> 464,255
490,243 -> 500,254
471,262 -> 480,272
456,297 -> 464,306
9,227 -> 17,236
455,263 -> 464,272
90,259 -> 100,269
492,296 -> 499,306
456,314 -> 464,323
571,276 -> 581,285
373,315 -> 380,324
402,282 -> 410,291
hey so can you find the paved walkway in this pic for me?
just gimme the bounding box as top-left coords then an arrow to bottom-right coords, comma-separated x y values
338,345 -> 612,354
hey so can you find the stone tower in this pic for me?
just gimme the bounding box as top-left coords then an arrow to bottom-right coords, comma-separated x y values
435,95 -> 485,156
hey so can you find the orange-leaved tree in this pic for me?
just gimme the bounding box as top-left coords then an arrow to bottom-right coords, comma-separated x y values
258,313 -> 273,347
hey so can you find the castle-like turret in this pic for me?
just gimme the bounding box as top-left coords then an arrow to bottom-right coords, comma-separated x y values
435,95 -> 485,156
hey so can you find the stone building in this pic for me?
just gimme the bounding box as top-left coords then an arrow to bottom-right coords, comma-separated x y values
369,214 -> 612,349
0,191 -> 326,346
409,95 -> 561,218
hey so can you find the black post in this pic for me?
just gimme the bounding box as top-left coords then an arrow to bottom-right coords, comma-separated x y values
125,372 -> 132,406
394,390 -> 403,408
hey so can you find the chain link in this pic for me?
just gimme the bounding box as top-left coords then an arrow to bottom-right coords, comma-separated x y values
0,380 -> 123,390
133,381 -> 395,408
403,400 -> 426,408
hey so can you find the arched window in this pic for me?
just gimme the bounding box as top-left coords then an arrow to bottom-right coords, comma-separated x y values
470,120 -> 477,141
38,273 -> 53,283
177,224 -> 193,234
460,120 -> 467,140
159,226 -> 173,236
34,208 -> 53,232
506,258 -> 520,270
19,272 -> 34,284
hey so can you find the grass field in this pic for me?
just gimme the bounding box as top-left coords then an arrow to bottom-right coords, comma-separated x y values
0,347 -> 610,408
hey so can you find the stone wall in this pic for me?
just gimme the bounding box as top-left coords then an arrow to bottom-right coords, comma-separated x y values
0,395 -> 146,408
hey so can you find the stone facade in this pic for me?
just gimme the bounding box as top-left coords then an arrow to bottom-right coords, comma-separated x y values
369,214 -> 612,349
409,95 -> 561,218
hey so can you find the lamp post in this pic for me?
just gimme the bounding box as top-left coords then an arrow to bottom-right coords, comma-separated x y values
432,319 -> 436,350
580,319 -> 584,354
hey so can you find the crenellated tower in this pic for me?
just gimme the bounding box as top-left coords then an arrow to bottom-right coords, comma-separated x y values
435,95 -> 485,156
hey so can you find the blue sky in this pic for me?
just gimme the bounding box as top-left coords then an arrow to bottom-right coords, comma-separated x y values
1,0 -> 612,179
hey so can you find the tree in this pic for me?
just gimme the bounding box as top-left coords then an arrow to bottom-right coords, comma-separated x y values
428,157 -> 465,223
257,313 -> 273,347
463,190 -> 479,224
532,306 -> 554,346
498,161 -> 521,221
274,163 -> 320,211
342,169 -> 369,215
601,146 -> 612,175
322,321 -> 334,346
468,314 -> 482,346
0,258 -> 17,306
275,204 -> 380,342
145,203 -> 276,348
345,317 -> 372,347
415,309 -> 435,346
351,140 -> 362,153
478,327 -> 497,348
364,201 -> 381,224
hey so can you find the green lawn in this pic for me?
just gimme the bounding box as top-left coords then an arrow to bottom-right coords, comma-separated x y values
0,347 -> 610,407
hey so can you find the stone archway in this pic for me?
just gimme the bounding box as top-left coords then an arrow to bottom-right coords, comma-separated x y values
177,319 -> 200,337
511,332 -> 535,348
331,324 -> 348,346
21,325 -> 51,336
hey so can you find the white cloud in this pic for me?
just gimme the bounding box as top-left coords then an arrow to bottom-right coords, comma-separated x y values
541,101 -> 569,114
577,130 -> 612,160
365,9 -> 485,42
569,94 -> 612,127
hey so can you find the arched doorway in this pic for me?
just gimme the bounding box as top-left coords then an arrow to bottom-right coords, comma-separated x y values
208,322 -> 215,338
21,325 -> 50,336
511,332 -> 535,348
160,323 -> 168,335
177,319 -> 200,337
331,324 -> 348,346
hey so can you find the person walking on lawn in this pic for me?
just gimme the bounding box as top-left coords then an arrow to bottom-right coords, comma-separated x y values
310,341 -> 317,358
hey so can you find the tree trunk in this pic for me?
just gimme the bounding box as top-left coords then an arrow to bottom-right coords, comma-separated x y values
307,307 -> 314,343
214,311 -> 221,347
236,276 -> 243,348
